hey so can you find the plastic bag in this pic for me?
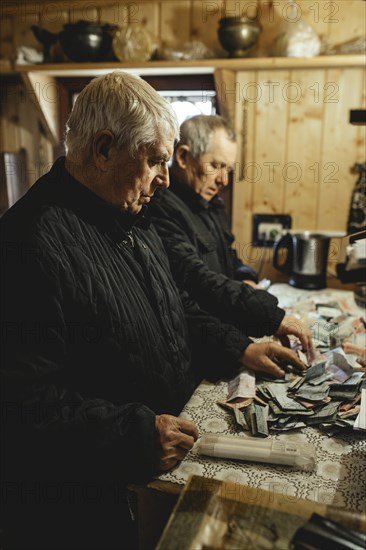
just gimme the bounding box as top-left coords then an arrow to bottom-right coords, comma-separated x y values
272,0 -> 321,58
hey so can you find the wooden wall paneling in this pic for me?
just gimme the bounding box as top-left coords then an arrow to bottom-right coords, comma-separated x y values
191,0 -> 226,55
0,80 -> 21,152
284,68 -> 326,231
160,0 -> 191,49
326,0 -> 366,47
126,2 -> 160,46
295,0 -> 330,45
99,3 -> 129,26
0,16 -> 14,62
356,67 -> 366,161
38,6 -> 69,63
246,69 -> 291,273
20,72 -> 59,145
253,0 -> 291,57
13,10 -> 40,53
214,68 -> 237,124
68,4 -> 99,24
38,4 -> 68,30
232,70 -> 257,266
251,70 -> 289,215
318,68 -> 365,232
224,0 -> 259,18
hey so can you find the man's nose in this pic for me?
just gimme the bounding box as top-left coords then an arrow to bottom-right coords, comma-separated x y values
216,167 -> 230,187
155,163 -> 170,189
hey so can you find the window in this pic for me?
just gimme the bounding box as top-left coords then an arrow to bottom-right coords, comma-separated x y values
160,90 -> 216,125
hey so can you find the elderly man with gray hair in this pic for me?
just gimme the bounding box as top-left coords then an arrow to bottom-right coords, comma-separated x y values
1,75 -> 307,550
1,75 -> 311,549
150,114 -> 313,373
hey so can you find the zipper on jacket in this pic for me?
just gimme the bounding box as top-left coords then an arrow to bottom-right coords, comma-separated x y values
116,230 -> 135,249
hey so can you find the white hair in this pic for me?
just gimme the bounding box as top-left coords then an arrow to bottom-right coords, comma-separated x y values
64,71 -> 179,162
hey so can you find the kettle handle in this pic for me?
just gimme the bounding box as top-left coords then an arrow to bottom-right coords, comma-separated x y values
272,233 -> 293,274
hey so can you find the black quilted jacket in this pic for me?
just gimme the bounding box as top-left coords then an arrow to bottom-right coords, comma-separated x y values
150,179 -> 285,336
1,158 -> 249,484
1,158 -> 253,548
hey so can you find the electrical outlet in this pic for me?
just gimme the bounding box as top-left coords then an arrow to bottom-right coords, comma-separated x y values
252,214 -> 292,247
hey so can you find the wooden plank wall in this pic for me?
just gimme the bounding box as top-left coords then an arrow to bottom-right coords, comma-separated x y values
231,65 -> 366,276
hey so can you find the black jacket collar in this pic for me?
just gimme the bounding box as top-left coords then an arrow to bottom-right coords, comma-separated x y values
49,157 -> 151,234
168,177 -> 224,213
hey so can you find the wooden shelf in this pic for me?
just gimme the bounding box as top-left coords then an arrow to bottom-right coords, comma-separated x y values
1,54 -> 365,77
1,53 -> 364,150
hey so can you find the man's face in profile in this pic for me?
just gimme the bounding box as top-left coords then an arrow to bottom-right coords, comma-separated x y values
103,128 -> 174,214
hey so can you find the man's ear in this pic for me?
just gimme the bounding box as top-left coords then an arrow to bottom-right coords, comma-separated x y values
175,144 -> 190,169
93,130 -> 115,170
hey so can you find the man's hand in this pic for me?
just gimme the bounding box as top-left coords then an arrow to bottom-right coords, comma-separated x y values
243,279 -> 257,288
274,315 -> 313,351
155,414 -> 199,472
240,341 -> 307,378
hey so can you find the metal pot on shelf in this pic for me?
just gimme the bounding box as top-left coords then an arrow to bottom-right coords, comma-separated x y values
217,16 -> 261,58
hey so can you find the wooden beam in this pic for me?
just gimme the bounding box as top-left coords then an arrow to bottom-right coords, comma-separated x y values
20,72 -> 59,146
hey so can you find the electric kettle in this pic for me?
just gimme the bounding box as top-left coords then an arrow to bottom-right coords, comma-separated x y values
272,232 -> 330,289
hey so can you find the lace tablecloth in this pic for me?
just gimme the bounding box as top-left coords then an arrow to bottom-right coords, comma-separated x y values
158,286 -> 366,513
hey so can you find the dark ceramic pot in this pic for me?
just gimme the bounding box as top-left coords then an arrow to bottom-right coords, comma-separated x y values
59,21 -> 117,62
32,20 -> 117,63
218,16 -> 261,58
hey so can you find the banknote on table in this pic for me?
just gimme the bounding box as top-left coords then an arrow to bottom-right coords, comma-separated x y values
266,382 -> 310,412
242,402 -> 269,437
328,383 -> 360,401
227,370 -> 256,400
217,370 -> 256,412
353,380 -> 366,430
306,401 -> 340,425
272,417 -> 307,431
338,405 -> 361,419
326,351 -> 354,383
295,382 -> 330,402
268,399 -> 315,417
303,360 -> 327,382
234,405 -> 249,430
217,398 -> 253,412
233,402 -> 270,436
308,372 -> 334,386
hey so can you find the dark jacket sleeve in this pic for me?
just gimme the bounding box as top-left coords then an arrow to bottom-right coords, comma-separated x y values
1,240 -> 156,485
180,290 -> 253,382
216,206 -> 258,283
231,249 -> 259,283
151,203 -> 285,337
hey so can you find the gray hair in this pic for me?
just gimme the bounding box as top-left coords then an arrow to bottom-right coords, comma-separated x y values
64,71 -> 180,162
176,115 -> 236,160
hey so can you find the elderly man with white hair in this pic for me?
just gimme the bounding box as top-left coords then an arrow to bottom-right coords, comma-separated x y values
1,74 -> 308,550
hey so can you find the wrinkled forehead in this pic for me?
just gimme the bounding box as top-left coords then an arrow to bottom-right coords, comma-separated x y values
146,126 -> 176,157
204,131 -> 237,160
